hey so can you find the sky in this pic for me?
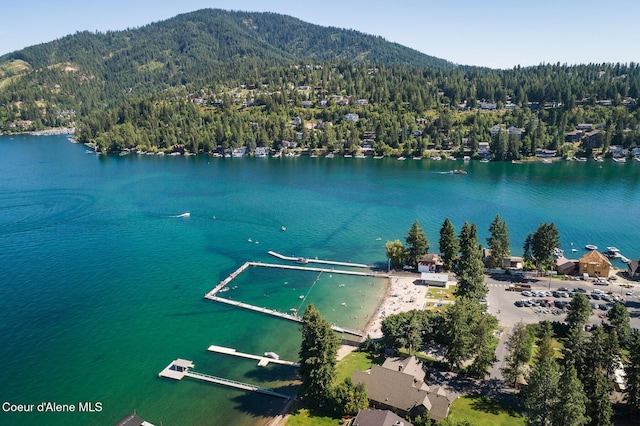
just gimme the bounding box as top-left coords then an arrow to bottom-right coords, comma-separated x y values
2,0 -> 638,69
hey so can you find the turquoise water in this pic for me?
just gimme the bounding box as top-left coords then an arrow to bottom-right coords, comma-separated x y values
1,135 -> 639,425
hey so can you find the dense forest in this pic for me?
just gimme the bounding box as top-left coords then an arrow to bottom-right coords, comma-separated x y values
0,9 -> 639,160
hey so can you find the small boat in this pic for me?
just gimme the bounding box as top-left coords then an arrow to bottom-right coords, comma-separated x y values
612,157 -> 627,163
281,226 -> 286,232
248,238 -> 252,243
432,156 -> 442,161
463,156 -> 471,161
479,158 -> 490,163
373,155 -> 384,159
338,283 -> 345,288
604,247 -> 620,257
375,237 -> 382,241
299,295 -> 305,299
553,247 -> 564,257
296,257 -> 309,264
585,244 -> 598,251
397,156 -> 406,161
542,159 -> 552,164
448,156 -> 456,160
219,287 -> 230,293
341,302 -> 347,306
173,212 -> 190,218
264,352 -> 280,360
594,156 -> 604,162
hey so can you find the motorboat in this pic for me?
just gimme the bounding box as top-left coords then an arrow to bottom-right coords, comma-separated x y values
604,247 -> 620,257
264,352 -> 280,360
584,244 -> 598,251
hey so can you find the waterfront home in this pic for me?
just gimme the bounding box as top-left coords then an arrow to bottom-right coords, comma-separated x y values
478,142 -> 490,156
502,256 -> 524,270
565,130 -> 583,143
479,101 -> 497,110
352,408 -> 414,426
556,256 -> 577,275
535,149 -> 557,158
576,123 -> 594,131
581,130 -> 603,149
628,260 -> 640,280
507,126 -> 524,139
352,356 -> 455,421
490,125 -> 502,137
345,113 -> 360,122
578,250 -> 611,278
418,253 -> 443,272
254,146 -> 269,157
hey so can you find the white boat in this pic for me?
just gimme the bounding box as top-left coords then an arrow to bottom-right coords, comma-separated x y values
296,257 -> 308,264
585,244 -> 598,251
553,247 -> 564,257
432,156 -> 442,161
604,247 -> 620,257
463,156 -> 471,161
448,156 -> 456,160
397,156 -> 406,161
479,158 -> 490,163
264,352 -> 280,360
281,226 -> 286,232
612,157 -> 627,163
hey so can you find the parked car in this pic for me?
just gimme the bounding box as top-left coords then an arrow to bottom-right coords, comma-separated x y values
559,287 -> 570,292
573,287 -> 587,293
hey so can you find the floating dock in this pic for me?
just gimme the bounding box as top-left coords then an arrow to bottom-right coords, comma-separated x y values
158,359 -> 291,399
207,345 -> 300,367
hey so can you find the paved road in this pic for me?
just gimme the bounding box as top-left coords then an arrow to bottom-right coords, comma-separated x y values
488,326 -> 511,381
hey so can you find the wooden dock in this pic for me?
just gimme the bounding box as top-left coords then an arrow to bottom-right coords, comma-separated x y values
251,261 -> 386,278
207,345 -> 300,367
158,359 -> 291,399
205,295 -> 364,337
268,251 -> 369,268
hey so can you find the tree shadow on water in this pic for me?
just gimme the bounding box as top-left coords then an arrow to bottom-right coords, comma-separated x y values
229,383 -> 299,418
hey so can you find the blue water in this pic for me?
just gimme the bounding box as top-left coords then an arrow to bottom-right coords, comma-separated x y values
1,135 -> 639,425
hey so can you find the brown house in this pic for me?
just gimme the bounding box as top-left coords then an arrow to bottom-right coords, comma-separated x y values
352,356 -> 455,421
578,250 -> 611,277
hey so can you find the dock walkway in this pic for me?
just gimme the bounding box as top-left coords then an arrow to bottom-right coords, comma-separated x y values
207,345 -> 300,367
158,359 -> 291,400
205,295 -> 364,337
268,251 -> 369,268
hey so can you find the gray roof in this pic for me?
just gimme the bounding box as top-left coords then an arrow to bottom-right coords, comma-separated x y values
382,356 -> 426,383
352,360 -> 454,420
353,408 -> 414,426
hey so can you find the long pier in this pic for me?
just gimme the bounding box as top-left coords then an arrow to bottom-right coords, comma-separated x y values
158,359 -> 291,399
205,294 -> 364,337
207,345 -> 300,367
268,251 -> 369,268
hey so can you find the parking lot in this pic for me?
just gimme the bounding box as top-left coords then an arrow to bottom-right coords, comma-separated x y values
484,273 -> 640,329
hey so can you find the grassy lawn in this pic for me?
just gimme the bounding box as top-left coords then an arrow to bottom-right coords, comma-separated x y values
335,350 -> 383,384
285,408 -> 341,426
448,395 -> 525,426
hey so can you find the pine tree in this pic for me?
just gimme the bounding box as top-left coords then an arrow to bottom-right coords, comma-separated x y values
486,214 -> 510,268
608,302 -> 631,348
455,222 -> 487,299
552,364 -> 589,426
524,323 -> 560,426
624,331 -> 640,411
502,321 -> 534,387
298,304 -> 340,407
531,222 -> 560,272
439,217 -> 458,271
565,293 -> 592,331
590,365 -> 613,426
405,220 -> 429,268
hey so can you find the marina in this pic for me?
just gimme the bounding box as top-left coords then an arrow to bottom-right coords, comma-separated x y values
158,359 -> 291,400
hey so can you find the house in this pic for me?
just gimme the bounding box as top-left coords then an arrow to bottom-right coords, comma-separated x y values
565,130 -> 583,143
418,254 -> 443,272
503,256 -> 524,270
627,260 -> 640,280
556,256 -> 577,275
582,130 -> 603,149
352,356 -> 455,421
576,123 -> 594,131
578,250 -> 611,278
345,113 -> 360,122
419,273 -> 449,287
254,146 -> 269,157
610,145 -> 628,158
478,142 -> 490,156
352,409 -> 413,426
355,99 -> 369,106
479,101 -> 497,110
507,126 -> 524,139
535,149 -> 557,158
361,139 -> 374,151
490,125 -> 502,137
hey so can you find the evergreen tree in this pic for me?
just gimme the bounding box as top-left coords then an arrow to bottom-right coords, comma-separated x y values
552,364 -> 589,426
524,323 -> 560,426
502,321 -> 534,388
439,217 -> 458,271
455,222 -> 487,299
523,232 -> 534,263
298,304 -> 340,407
590,365 -> 613,426
608,302 -> 631,348
531,223 -> 560,271
624,331 -> 640,411
565,293 -> 592,331
405,220 -> 429,268
486,214 -> 510,268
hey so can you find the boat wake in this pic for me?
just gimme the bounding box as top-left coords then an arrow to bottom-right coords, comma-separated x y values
170,212 -> 191,218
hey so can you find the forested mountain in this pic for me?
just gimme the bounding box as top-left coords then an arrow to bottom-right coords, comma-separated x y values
0,8 -> 638,160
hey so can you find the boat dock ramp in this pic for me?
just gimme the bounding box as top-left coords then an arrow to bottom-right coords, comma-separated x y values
207,345 -> 299,367
159,359 -> 291,399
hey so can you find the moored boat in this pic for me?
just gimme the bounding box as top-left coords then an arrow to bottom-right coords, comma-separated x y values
585,244 -> 598,251
264,352 -> 280,360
